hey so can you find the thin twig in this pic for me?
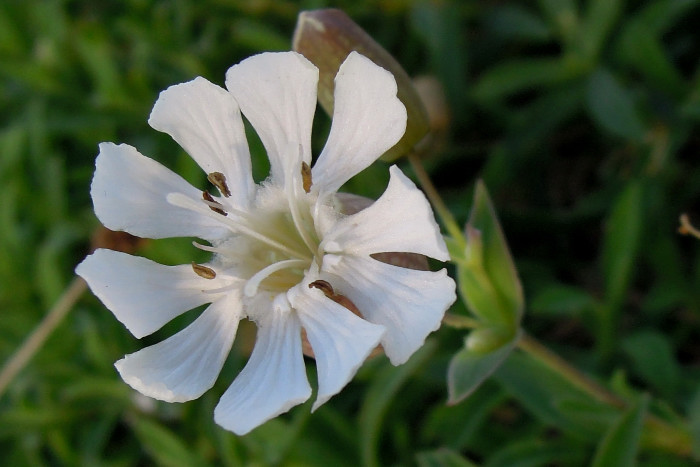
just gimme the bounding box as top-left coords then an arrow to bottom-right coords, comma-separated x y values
0,276 -> 87,398
679,213 -> 700,239
407,153 -> 465,247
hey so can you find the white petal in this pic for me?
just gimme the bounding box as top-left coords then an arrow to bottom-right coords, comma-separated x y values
322,255 -> 456,365
76,249 -> 226,338
148,77 -> 255,209
289,284 -> 385,411
92,142 -> 228,241
322,166 -> 449,261
225,52 -> 318,186
115,293 -> 242,403
312,52 -> 407,194
214,303 -> 311,435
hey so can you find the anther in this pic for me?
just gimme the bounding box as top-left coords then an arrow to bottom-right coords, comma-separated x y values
309,279 -> 334,296
301,161 -> 312,193
192,262 -> 216,279
202,191 -> 227,216
208,172 -> 231,197
309,280 -> 360,315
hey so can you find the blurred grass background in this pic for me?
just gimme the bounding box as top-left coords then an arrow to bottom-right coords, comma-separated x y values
1,0 -> 699,465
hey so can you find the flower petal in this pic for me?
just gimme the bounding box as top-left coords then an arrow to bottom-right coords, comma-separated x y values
225,52 -> 318,186
114,292 -> 242,402
148,77 -> 255,209
289,282 -> 385,411
76,249 -> 227,338
322,165 -> 449,261
312,52 -> 407,194
214,302 -> 311,435
322,255 -> 456,365
92,142 -> 228,241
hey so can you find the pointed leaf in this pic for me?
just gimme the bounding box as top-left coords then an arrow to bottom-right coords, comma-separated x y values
586,69 -> 647,140
458,181 -> 523,326
448,332 -> 520,405
416,448 -> 478,467
592,395 -> 649,467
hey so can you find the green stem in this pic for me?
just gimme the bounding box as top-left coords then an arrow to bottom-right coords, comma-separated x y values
443,314 -> 693,456
408,153 -> 465,248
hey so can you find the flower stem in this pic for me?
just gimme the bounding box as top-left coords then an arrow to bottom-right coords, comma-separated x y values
443,313 -> 693,456
0,277 -> 87,398
407,153 -> 465,248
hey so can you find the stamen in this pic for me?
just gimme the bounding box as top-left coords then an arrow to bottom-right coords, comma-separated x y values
309,279 -> 360,315
192,262 -> 216,279
244,258 -> 308,297
202,191 -> 227,216
168,192 -> 310,261
309,279 -> 334,296
301,161 -> 312,193
208,172 -> 232,197
192,241 -> 221,253
201,281 -> 240,295
283,146 -> 318,257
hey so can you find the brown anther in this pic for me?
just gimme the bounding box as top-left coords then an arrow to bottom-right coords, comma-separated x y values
202,191 -> 227,216
304,278 -> 379,360
301,161 -> 312,193
309,279 -> 334,296
191,262 -> 216,279
309,280 -> 361,316
208,172 -> 231,197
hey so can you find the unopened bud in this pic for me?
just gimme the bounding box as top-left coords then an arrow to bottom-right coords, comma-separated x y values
293,9 -> 430,162
457,182 -> 524,329
465,326 -> 513,354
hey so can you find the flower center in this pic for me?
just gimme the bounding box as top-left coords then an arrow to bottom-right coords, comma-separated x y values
170,169 -> 323,298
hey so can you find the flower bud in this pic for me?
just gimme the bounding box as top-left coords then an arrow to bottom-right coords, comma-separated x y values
293,8 -> 430,162
465,325 -> 514,354
457,181 -> 524,329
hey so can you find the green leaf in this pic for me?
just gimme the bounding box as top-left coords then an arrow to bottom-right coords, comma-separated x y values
689,387 -> 700,458
586,68 -> 647,140
484,438 -> 586,467
536,0 -> 579,47
616,22 -> 685,96
447,332 -> 520,404
578,0 -> 623,61
621,331 -> 679,399
601,179 -> 645,310
458,181 -> 523,326
530,283 -> 598,317
131,417 -> 209,467
495,352 -> 618,441
416,447 -> 478,467
592,395 -> 650,467
422,384 -> 506,450
359,341 -> 436,467
472,58 -> 578,102
485,5 -> 551,43
598,179 -> 645,361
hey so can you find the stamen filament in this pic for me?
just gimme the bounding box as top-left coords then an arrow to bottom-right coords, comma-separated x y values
168,192 -> 310,261
244,259 -> 307,297
282,146 -> 318,257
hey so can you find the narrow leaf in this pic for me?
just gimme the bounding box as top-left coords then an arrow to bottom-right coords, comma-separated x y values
416,447 -> 478,467
131,417 -> 209,467
586,69 -> 646,140
591,395 -> 649,467
448,332 -> 519,405
460,181 -> 524,324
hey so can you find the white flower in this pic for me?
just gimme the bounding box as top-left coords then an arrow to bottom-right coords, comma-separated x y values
76,51 -> 456,435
